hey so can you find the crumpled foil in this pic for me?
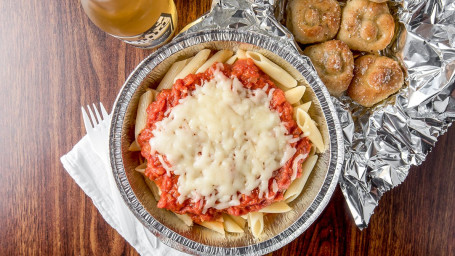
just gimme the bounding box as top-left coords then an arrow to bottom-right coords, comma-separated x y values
181,0 -> 294,44
335,0 -> 455,228
181,0 -> 455,228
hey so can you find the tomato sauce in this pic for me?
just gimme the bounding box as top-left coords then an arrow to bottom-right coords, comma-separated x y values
138,59 -> 311,223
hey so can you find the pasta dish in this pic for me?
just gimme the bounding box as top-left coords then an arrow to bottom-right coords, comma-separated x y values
130,49 -> 325,238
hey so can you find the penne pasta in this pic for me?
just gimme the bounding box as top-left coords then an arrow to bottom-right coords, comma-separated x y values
134,89 -> 156,142
308,144 -> 317,157
247,212 -> 264,239
128,140 -> 141,151
156,58 -> 192,91
295,108 -> 325,152
284,155 -> 319,203
196,50 -> 234,73
226,49 -> 247,65
227,214 -> 246,228
284,85 -> 306,104
225,55 -> 238,65
273,80 -> 293,92
143,175 -> 161,202
134,162 -> 147,174
259,201 -> 292,213
175,213 -> 193,226
222,214 -> 244,233
293,102 -> 312,120
245,51 -> 297,88
236,49 -> 247,59
295,101 -> 312,113
200,221 -> 225,236
173,49 -> 211,82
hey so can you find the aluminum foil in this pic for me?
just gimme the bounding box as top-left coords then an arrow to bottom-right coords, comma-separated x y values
334,0 -> 455,228
180,0 -> 294,44
183,0 -> 455,228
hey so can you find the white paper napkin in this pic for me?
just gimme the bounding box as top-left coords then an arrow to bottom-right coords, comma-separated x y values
60,122 -> 189,256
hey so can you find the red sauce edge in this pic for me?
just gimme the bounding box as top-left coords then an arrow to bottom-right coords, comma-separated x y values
138,59 -> 311,223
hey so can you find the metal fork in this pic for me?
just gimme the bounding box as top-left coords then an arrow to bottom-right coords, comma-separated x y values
82,103 -> 158,249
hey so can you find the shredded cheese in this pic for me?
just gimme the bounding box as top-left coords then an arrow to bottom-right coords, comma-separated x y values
291,153 -> 308,180
149,69 -> 295,213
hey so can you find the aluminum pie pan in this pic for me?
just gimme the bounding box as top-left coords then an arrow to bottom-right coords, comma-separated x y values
109,29 -> 344,255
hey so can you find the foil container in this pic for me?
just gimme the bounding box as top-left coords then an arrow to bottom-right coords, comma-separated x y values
109,1 -> 345,255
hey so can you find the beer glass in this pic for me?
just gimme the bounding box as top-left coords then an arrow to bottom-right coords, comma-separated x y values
81,0 -> 178,49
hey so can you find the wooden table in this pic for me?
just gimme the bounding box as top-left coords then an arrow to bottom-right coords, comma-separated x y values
0,0 -> 454,255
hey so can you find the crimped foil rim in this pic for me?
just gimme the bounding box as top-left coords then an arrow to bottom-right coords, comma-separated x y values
109,29 -> 344,255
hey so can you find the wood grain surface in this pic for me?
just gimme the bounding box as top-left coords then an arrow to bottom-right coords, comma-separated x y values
0,0 -> 453,255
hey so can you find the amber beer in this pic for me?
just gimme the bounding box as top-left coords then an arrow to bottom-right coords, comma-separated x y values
81,0 -> 177,48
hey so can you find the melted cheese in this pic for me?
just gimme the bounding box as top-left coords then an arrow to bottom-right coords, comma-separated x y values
291,153 -> 308,180
149,69 -> 295,212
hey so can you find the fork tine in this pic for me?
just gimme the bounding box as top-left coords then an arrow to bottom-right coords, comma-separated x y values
81,106 -> 94,131
92,103 -> 102,122
87,104 -> 99,125
100,102 -> 109,119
